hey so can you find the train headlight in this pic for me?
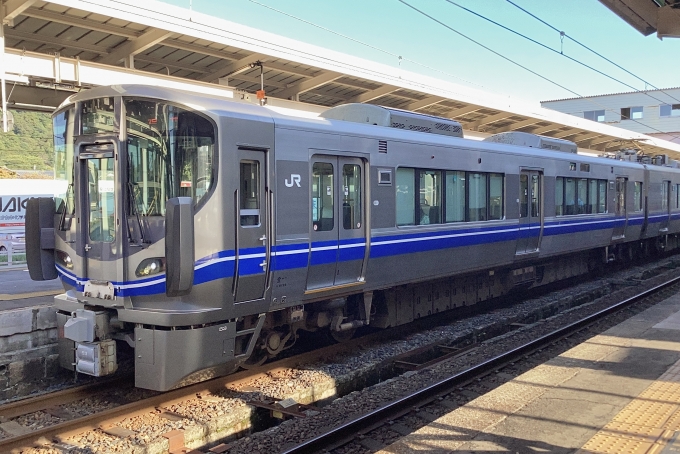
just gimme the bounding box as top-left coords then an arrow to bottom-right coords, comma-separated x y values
136,258 -> 166,277
55,250 -> 73,270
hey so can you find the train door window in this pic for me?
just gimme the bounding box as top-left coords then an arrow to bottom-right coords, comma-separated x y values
615,178 -> 626,214
87,157 -> 115,243
662,181 -> 670,212
240,160 -> 260,226
445,171 -> 465,223
634,182 -> 643,212
588,179 -> 598,214
468,173 -> 487,221
598,180 -> 607,213
577,179 -> 587,214
312,162 -> 334,231
676,184 -> 680,209
419,170 -> 442,225
564,178 -> 576,215
396,168 -> 415,226
531,174 -> 540,217
342,164 -> 362,229
489,174 -> 504,220
555,177 -> 564,216
520,174 -> 528,218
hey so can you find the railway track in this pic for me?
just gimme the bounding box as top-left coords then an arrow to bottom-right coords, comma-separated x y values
280,274 -> 680,454
2,260 -> 679,453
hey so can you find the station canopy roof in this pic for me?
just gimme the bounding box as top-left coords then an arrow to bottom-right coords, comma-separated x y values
598,0 -> 680,38
3,0 -> 680,159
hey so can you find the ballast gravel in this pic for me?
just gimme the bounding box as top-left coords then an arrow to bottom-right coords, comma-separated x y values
9,259 -> 680,454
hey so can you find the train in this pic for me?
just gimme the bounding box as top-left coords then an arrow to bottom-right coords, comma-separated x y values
25,84 -> 680,391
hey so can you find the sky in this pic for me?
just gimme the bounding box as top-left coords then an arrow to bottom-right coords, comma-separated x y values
157,0 -> 680,106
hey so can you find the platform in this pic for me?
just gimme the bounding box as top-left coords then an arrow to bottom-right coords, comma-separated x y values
379,292 -> 680,453
0,269 -> 61,310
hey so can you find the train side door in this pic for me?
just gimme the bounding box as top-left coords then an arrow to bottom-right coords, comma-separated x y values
80,143 -> 121,284
307,155 -> 366,291
612,177 -> 627,240
234,149 -> 269,303
516,170 -> 542,255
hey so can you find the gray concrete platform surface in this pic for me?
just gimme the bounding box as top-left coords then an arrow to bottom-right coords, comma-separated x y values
0,269 -> 62,310
379,293 -> 680,453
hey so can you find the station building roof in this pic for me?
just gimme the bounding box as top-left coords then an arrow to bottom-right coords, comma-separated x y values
3,0 -> 680,159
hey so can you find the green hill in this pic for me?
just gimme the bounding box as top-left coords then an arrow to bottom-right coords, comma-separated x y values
0,109 -> 53,171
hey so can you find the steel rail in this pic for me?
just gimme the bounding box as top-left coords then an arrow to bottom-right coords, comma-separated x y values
281,274 -> 680,454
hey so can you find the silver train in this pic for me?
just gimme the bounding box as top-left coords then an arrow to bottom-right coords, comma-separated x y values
26,85 -> 680,391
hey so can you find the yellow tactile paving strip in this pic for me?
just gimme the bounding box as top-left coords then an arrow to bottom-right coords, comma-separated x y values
577,361 -> 680,454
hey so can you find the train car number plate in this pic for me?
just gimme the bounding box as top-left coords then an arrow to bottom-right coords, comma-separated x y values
83,280 -> 115,300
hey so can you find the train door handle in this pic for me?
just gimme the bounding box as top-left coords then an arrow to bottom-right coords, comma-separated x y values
84,244 -> 92,252
260,260 -> 267,270
259,235 -> 267,246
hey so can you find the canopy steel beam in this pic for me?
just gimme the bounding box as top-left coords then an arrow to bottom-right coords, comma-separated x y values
275,71 -> 343,99
490,117 -> 540,133
100,28 -> 173,65
406,96 -> 446,111
344,84 -> 396,104
470,112 -> 512,130
6,29 -> 109,54
197,52 -> 267,83
3,0 -> 37,26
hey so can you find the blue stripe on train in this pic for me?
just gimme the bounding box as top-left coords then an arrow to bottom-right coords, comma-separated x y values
58,215 -> 657,296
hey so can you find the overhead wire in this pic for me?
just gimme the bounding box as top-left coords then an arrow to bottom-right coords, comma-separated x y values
401,0 -> 680,143
246,0 -> 487,90
504,0 -> 680,105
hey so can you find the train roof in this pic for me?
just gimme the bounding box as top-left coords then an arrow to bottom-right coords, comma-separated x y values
61,85 -> 679,173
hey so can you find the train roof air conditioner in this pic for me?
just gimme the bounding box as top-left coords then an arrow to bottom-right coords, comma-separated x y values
320,103 -> 464,138
483,131 -> 577,154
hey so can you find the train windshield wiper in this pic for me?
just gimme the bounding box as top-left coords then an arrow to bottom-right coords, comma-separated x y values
127,181 -> 148,245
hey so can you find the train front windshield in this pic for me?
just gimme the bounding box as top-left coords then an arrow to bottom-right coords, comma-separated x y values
53,98 -> 216,222
124,99 -> 215,215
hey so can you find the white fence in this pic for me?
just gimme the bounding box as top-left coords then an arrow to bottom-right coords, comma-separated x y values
0,243 -> 27,269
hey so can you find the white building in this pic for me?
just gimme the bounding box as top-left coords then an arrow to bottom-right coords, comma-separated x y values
542,87 -> 680,145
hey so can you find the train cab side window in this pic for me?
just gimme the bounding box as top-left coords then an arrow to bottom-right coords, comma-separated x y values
342,164 -> 362,229
240,160 -> 260,226
634,182 -> 643,212
312,162 -> 334,231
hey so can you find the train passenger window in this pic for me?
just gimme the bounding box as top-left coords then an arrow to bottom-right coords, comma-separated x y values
343,164 -> 362,229
564,178 -> 576,215
446,171 -> 465,222
419,170 -> 442,225
588,180 -> 598,214
634,182 -> 643,212
598,180 -> 607,213
489,174 -> 503,220
468,173 -> 487,221
577,179 -> 587,214
312,162 -> 334,231
555,177 -> 564,216
240,161 -> 260,226
396,168 -> 415,226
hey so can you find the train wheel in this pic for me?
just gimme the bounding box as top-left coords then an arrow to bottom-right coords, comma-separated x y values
329,328 -> 356,343
241,349 -> 268,369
